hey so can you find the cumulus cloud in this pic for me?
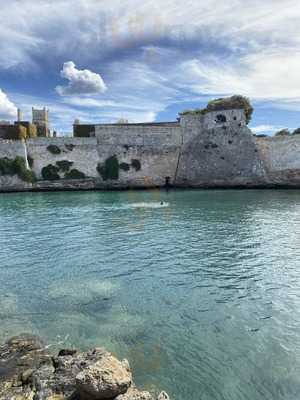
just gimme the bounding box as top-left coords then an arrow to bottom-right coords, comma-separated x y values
0,89 -> 17,119
56,61 -> 107,96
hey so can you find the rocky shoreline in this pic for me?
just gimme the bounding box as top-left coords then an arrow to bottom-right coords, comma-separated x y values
0,334 -> 169,400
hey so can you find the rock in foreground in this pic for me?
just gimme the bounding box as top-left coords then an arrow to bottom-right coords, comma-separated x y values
0,335 -> 168,400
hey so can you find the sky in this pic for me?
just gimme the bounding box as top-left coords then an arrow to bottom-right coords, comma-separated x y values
1,0 -> 300,134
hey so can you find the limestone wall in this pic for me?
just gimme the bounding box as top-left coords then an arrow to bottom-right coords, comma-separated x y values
27,137 -> 99,179
256,135 -> 300,185
0,126 -> 181,190
2,114 -> 300,192
175,109 -> 266,187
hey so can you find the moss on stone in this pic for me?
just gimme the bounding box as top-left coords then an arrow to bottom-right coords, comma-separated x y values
41,164 -> 60,180
56,160 -> 73,172
131,159 -> 141,171
119,162 -> 130,172
64,169 -> 86,179
97,155 -> 119,180
65,144 -> 75,151
47,145 -> 61,155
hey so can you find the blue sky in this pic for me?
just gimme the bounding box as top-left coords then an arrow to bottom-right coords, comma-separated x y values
1,0 -> 300,135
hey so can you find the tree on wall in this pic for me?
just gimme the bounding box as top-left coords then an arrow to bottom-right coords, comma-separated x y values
275,129 -> 290,136
180,95 -> 254,125
206,96 -> 253,124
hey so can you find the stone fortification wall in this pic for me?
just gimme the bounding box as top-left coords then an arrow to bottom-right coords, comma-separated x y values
27,137 -> 100,179
256,135 -> 300,186
175,109 -> 266,187
0,124 -> 181,191
2,113 -> 300,192
95,123 -> 180,146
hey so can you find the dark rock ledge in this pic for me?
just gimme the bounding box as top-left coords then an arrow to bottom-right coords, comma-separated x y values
0,334 -> 170,400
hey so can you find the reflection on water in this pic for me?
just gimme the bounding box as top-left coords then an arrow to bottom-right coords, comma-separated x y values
1,189 -> 300,399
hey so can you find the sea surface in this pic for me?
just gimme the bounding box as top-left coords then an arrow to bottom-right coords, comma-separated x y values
1,189 -> 300,399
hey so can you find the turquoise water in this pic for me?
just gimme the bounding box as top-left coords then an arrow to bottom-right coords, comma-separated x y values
1,190 -> 300,399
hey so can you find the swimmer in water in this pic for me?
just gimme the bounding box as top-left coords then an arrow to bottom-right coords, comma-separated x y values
160,201 -> 164,205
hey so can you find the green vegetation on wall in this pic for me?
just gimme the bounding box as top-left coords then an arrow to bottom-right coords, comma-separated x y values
97,156 -> 142,180
65,144 -> 75,151
275,129 -> 290,136
181,95 -> 253,125
42,162 -> 85,180
64,169 -> 86,179
293,128 -> 300,135
56,160 -> 73,172
97,155 -> 119,180
41,164 -> 60,180
119,162 -> 130,171
0,156 -> 36,183
47,145 -> 61,155
131,159 -> 141,171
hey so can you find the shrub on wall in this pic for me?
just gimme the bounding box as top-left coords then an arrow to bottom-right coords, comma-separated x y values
47,145 -> 61,155
119,162 -> 130,171
292,128 -> 300,135
41,164 -> 60,180
0,158 -> 14,175
131,159 -> 141,171
56,160 -> 73,172
0,156 -> 36,183
97,155 -> 119,180
275,129 -> 290,136
206,96 -> 253,124
64,169 -> 86,179
65,144 -> 75,151
180,95 -> 253,125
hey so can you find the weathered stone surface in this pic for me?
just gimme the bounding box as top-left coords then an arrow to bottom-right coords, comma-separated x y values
75,353 -> 132,399
0,336 -> 164,400
0,334 -> 52,398
115,386 -> 154,400
2,109 -> 300,191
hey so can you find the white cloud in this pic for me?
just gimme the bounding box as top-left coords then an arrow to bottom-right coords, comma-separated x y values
4,0 -> 300,129
56,61 -> 107,96
178,49 -> 300,100
0,89 -> 17,119
251,125 -> 284,135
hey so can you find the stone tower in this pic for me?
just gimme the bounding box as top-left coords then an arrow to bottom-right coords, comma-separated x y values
32,107 -> 49,137
17,108 -> 23,122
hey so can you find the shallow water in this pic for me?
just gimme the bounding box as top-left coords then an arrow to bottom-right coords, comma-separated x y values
1,189 -> 300,399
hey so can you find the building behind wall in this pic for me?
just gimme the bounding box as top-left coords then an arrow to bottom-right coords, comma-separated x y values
32,107 -> 50,137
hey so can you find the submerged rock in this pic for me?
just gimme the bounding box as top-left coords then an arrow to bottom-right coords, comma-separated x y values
0,335 -> 168,400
